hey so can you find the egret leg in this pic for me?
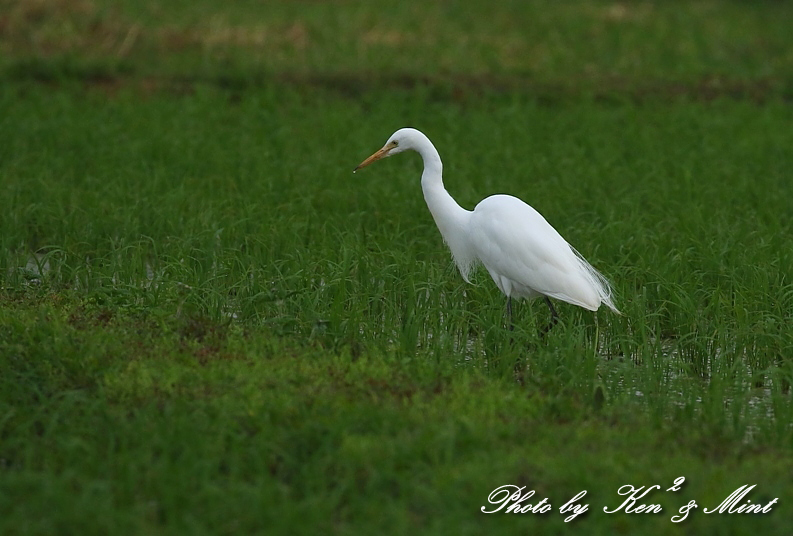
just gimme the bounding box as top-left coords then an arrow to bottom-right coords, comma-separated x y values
542,297 -> 559,335
506,296 -> 524,383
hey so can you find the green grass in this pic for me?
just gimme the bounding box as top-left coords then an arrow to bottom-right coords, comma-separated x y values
4,0 -> 793,98
2,1 -> 793,534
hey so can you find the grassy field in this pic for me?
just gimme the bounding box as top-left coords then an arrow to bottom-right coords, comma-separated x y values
2,1 -> 793,534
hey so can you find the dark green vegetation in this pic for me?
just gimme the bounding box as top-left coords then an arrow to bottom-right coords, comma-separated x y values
2,1 -> 793,534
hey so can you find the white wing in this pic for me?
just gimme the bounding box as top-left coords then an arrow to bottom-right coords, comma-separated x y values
468,195 -> 618,312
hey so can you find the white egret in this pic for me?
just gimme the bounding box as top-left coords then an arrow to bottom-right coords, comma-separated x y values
354,128 -> 620,332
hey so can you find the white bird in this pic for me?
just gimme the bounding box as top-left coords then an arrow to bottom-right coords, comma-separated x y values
354,127 -> 620,332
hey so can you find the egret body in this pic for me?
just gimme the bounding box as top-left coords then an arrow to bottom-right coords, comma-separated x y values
354,128 -> 619,330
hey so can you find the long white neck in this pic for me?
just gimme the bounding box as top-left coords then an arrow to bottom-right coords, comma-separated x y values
411,133 -> 475,281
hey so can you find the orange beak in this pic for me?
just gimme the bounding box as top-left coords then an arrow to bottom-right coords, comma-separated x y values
354,146 -> 392,172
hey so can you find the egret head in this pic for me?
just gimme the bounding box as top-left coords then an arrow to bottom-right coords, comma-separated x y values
354,128 -> 420,172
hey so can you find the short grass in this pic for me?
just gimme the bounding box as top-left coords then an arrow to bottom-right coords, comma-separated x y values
2,1 -> 793,535
3,0 -> 793,97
